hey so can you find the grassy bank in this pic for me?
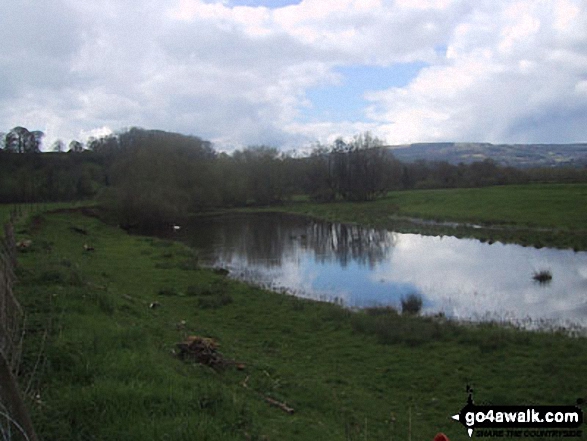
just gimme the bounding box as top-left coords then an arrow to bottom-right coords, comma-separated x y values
11,208 -> 587,440
1,202 -> 94,231
268,184 -> 587,250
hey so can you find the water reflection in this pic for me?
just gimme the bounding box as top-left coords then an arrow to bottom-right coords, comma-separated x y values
306,221 -> 396,268
183,213 -> 395,269
180,213 -> 587,328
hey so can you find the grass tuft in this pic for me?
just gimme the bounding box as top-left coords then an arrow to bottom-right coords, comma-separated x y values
533,269 -> 553,284
400,293 -> 423,315
186,283 -> 233,309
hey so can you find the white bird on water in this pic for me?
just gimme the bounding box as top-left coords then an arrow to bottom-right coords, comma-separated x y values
173,225 -> 181,232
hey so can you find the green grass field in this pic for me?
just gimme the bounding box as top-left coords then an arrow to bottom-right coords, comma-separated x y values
271,184 -> 587,250
10,208 -> 587,440
0,202 -> 94,233
388,184 -> 587,229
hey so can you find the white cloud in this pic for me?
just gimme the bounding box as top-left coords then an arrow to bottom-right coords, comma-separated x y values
366,0 -> 587,144
395,0 -> 454,11
1,0 -> 586,149
369,234 -> 587,324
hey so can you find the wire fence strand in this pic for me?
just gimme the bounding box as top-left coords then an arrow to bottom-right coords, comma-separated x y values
0,209 -> 38,441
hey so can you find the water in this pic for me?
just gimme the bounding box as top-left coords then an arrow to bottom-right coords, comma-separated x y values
178,213 -> 587,328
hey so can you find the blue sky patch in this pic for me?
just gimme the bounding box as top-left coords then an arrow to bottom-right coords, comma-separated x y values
309,259 -> 422,309
300,62 -> 427,123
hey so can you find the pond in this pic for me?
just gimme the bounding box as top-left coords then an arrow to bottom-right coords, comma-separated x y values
177,213 -> 587,329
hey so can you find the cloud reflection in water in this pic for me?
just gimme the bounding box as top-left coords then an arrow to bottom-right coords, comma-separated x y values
181,213 -> 587,327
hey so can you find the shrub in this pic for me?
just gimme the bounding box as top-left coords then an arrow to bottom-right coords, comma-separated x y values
400,293 -> 423,315
533,269 -> 552,284
102,182 -> 190,234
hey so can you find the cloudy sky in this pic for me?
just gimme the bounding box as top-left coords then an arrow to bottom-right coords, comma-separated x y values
1,0 -> 587,150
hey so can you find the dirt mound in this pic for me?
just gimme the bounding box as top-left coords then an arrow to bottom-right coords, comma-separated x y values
175,336 -> 227,370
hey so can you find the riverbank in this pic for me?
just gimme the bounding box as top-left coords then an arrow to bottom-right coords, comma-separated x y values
258,184 -> 587,250
11,208 -> 587,440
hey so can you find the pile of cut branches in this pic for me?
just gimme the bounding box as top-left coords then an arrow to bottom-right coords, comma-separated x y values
175,336 -> 227,370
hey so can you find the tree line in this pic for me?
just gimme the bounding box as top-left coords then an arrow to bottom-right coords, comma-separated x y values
2,126 -> 587,232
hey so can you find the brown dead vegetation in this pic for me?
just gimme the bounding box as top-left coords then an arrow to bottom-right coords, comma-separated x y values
175,336 -> 227,370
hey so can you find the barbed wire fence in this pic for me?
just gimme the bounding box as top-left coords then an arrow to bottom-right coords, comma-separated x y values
0,207 -> 38,441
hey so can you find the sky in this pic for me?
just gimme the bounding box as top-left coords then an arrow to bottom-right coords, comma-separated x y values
1,0 -> 587,151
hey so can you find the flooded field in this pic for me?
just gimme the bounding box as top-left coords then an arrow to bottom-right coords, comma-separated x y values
178,213 -> 587,328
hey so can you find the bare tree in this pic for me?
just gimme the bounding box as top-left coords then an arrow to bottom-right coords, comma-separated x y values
51,139 -> 65,153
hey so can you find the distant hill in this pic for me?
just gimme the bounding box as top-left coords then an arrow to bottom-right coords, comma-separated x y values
387,142 -> 587,168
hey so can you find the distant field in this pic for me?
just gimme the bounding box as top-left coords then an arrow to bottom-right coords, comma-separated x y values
272,184 -> 587,249
387,184 -> 587,230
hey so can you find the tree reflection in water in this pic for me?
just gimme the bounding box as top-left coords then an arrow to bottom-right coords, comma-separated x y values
183,213 -> 396,269
179,212 -> 587,328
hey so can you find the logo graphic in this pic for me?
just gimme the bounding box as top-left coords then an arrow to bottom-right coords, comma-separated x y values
451,386 -> 583,438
